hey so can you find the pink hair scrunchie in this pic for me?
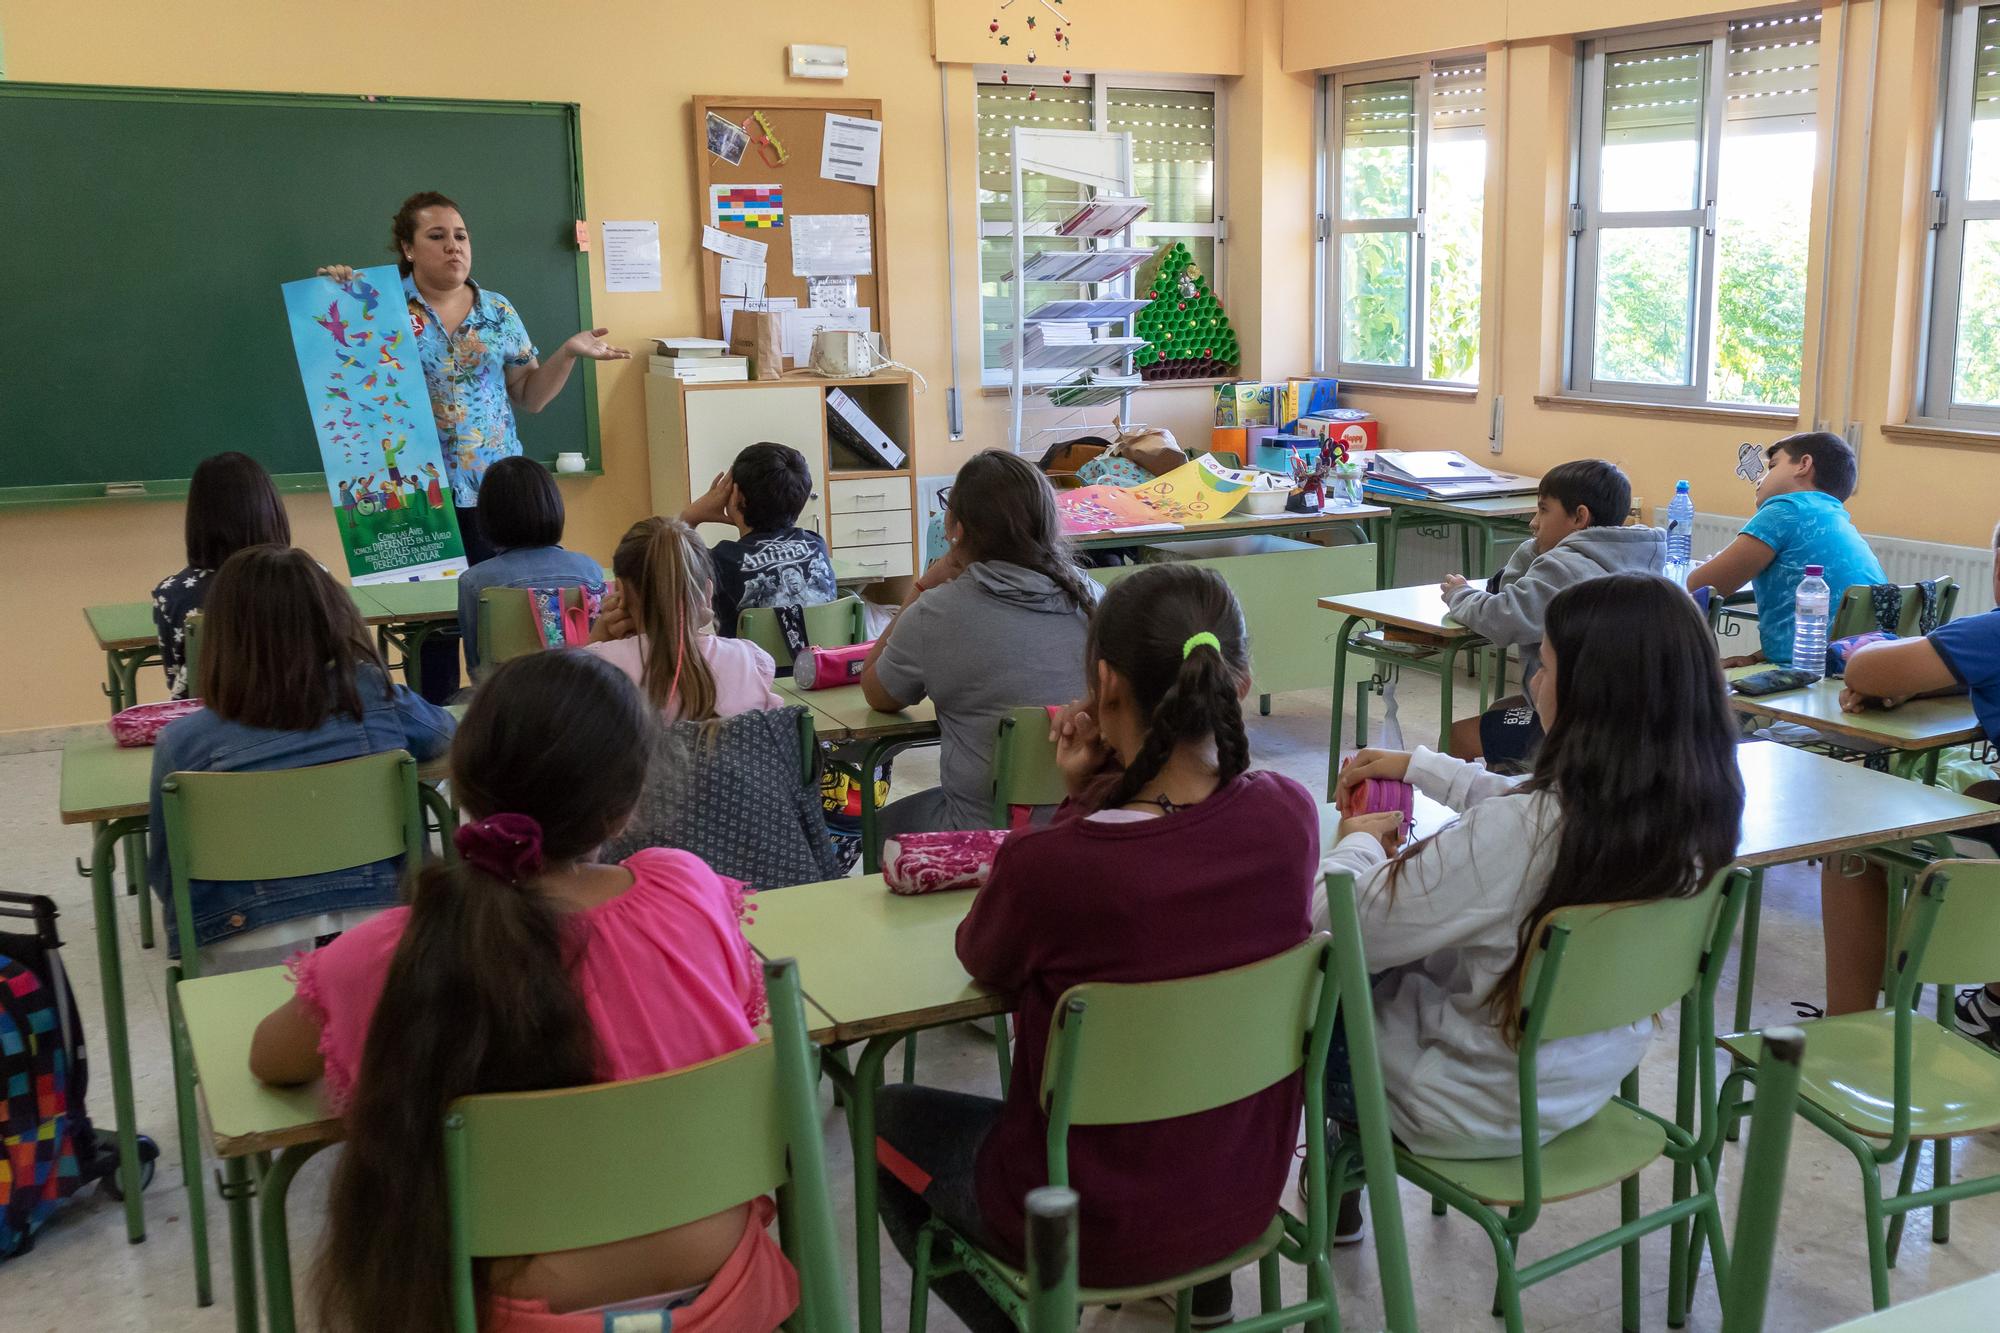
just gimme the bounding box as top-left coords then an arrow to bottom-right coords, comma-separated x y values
453,813 -> 546,883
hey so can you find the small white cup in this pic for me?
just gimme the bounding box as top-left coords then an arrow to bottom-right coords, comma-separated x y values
554,452 -> 586,474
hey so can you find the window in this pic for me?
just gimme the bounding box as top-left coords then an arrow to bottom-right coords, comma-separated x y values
1923,3 -> 2000,422
1324,58 -> 1488,386
976,76 -> 1222,379
1569,12 -> 1820,409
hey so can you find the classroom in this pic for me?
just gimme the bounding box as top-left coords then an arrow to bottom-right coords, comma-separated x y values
7,0 -> 2000,1329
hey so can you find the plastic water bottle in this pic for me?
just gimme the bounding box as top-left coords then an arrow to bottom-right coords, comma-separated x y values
1664,480 -> 1695,584
1792,564 -> 1831,681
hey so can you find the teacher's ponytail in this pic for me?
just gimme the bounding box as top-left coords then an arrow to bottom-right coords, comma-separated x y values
389,191 -> 464,275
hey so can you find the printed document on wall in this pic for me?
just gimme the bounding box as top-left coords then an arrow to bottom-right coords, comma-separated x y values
601,221 -> 661,293
790,214 -> 873,277
820,113 -> 882,186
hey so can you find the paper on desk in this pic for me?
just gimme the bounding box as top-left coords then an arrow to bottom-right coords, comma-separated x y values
721,294 -> 797,344
701,225 -> 767,264
719,258 -> 766,299
820,112 -> 882,186
782,306 -> 872,364
601,221 -> 661,293
806,276 -> 856,309
790,214 -> 873,276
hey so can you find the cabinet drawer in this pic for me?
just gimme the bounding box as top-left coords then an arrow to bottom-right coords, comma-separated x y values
829,508 -> 913,549
832,541 -> 914,582
828,477 -> 914,515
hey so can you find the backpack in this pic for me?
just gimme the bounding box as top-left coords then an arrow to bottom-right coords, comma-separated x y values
0,892 -> 155,1259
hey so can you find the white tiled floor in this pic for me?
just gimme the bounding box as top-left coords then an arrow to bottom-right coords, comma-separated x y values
6,677 -> 1999,1331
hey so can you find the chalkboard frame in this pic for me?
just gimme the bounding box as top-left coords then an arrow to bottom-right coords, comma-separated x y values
0,82 -> 599,508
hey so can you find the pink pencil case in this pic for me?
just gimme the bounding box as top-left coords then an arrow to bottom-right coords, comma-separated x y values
108,698 -> 205,747
881,829 -> 1010,896
1338,773 -> 1415,837
795,642 -> 875,690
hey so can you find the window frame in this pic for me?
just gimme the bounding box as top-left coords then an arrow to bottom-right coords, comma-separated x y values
1918,1 -> 2000,426
972,69 -> 1227,385
1320,57 -> 1488,388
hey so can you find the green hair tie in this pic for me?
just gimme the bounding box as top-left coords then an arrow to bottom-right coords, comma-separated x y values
1182,631 -> 1221,660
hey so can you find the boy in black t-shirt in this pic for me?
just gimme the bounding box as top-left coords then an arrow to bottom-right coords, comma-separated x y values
681,441 -> 838,651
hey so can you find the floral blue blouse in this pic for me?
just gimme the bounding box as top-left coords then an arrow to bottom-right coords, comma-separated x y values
403,273 -> 538,507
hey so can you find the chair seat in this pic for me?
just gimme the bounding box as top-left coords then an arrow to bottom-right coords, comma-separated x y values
1722,1011 -> 2000,1141
977,1215 -> 1286,1306
1404,1100 -> 1668,1206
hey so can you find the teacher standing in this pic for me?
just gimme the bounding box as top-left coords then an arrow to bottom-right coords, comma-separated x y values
321,190 -> 629,696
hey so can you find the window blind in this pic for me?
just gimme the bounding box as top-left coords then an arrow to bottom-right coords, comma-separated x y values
1107,87 -> 1216,224
1726,11 -> 1821,129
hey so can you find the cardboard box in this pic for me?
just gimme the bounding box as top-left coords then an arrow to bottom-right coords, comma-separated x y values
1298,408 -> 1380,453
1213,380 -> 1275,428
1209,427 -> 1248,460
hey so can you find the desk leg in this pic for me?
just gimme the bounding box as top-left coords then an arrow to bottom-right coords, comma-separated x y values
218,1157 -> 259,1333
833,1036 -> 898,1333
1382,512 -> 1404,587
89,816 -> 146,1242
1726,869 -> 1766,1143
124,832 -> 153,950
1328,618 -> 1361,800
1436,641 -> 1461,757
260,1143 -> 328,1333
104,650 -> 127,714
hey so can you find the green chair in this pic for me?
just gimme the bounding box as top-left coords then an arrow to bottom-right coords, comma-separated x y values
1719,1025 -> 1807,1333
988,706 -> 1065,829
739,595 -> 869,669
1338,870 -> 1747,1333
477,584 -> 595,668
1830,577 -> 1959,640
1717,859 -> 2000,1313
182,610 -> 205,699
1024,1187 -> 1080,1333
443,957 -> 848,1333
160,751 -> 426,1312
908,935 -> 1365,1333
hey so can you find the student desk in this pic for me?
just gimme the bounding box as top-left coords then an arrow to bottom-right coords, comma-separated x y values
1067,502 -> 1388,552
1318,585 -> 1492,791
1371,492 -> 1537,586
55,731 -> 454,1248
86,602 -> 165,714
1728,677 -> 1985,783
775,679 -> 941,873
1827,1268 -> 2000,1329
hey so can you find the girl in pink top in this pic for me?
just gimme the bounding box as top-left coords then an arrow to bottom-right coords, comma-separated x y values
583,515 -> 782,721
249,651 -> 795,1333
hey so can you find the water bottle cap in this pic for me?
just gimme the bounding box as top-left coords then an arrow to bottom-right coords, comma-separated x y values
1804,564 -> 1824,576
1675,480 -> 1690,491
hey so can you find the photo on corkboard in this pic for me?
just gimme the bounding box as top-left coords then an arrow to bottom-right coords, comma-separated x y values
705,111 -> 749,166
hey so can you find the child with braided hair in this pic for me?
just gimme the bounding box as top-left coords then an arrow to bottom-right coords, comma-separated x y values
870,563 -> 1318,1331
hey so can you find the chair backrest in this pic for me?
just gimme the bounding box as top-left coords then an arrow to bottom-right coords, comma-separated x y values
1830,577 -> 1959,640
1040,935 -> 1327,1128
1897,859 -> 2000,987
444,958 -> 848,1333
160,750 -> 425,977
737,595 -> 867,669
989,706 -> 1066,827
479,585 -> 590,667
183,610 -> 205,698
1528,871 -> 1733,1042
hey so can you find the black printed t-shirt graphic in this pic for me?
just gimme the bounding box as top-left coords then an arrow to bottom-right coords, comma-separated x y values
712,528 -> 840,654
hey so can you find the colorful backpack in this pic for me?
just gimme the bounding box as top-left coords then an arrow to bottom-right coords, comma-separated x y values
527,584 -> 603,649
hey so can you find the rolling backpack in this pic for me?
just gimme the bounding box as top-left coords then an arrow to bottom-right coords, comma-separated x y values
0,891 -> 155,1259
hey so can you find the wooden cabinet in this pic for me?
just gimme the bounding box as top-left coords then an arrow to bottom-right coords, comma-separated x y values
645,373 -> 919,584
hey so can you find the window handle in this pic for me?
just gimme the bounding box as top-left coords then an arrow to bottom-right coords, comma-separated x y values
1568,204 -> 1586,237
1704,199 -> 1717,237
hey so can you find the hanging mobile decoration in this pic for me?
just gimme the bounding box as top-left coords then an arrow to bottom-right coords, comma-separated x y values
987,0 -> 1077,88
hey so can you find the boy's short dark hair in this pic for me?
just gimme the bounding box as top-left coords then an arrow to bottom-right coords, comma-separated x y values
1539,459 -> 1630,528
477,456 -> 565,550
1772,430 -> 1859,501
731,442 -> 814,532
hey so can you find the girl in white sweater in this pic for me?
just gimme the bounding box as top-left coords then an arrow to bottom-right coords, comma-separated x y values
1319,574 -> 1742,1163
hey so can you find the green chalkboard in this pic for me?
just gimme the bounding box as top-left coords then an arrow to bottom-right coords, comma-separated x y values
0,83 -> 597,505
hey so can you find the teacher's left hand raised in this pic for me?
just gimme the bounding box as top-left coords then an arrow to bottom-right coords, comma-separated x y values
563,328 -> 631,361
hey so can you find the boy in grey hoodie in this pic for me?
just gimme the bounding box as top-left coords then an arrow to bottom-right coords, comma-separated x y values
1442,459 -> 1665,764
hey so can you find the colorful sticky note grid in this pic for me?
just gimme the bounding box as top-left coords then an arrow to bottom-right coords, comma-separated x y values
713,185 -> 786,228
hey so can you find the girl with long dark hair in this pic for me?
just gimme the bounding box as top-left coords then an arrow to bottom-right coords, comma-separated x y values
861,449 -> 1098,834
248,651 -> 795,1333
1322,574 -> 1742,1167
870,564 -> 1318,1331
150,451 -> 293,698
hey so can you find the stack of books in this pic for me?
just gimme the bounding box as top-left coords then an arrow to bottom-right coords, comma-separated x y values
1363,450 -> 1539,501
649,337 -> 748,383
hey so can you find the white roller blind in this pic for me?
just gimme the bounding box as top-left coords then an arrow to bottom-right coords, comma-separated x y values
1430,59 -> 1487,138
1726,11 -> 1821,130
1107,87 -> 1216,224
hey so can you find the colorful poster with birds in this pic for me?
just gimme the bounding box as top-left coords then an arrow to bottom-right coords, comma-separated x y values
281,265 -> 466,583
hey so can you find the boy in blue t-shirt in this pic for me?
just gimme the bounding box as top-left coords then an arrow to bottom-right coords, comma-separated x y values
1818,520 -> 2000,1029
1686,431 -> 1886,666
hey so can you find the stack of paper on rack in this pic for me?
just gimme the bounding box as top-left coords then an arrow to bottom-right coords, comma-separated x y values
1055,196 -> 1150,238
994,321 -> 1147,370
1007,248 -> 1156,284
1024,298 -> 1151,323
1364,450 -> 1538,500
648,337 -> 747,383
826,389 -> 906,469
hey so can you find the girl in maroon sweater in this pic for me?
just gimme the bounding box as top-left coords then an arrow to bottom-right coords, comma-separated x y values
873,564 -> 1319,1331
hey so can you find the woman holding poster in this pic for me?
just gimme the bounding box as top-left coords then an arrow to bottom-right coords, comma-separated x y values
320,190 -> 628,695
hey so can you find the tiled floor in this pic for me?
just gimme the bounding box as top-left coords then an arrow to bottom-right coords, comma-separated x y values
7,676 -> 1999,1331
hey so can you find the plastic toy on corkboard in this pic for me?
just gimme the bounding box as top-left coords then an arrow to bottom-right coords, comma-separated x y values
1133,241 -> 1240,382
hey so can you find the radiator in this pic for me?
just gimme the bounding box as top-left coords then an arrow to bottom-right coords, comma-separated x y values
1674,509 -> 1996,616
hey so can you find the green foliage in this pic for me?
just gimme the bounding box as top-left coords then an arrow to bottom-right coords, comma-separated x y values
1952,223 -> 2000,406
1338,146 -> 1480,383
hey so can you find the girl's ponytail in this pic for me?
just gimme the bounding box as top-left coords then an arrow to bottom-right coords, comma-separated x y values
1086,565 -> 1252,811
613,516 -> 720,720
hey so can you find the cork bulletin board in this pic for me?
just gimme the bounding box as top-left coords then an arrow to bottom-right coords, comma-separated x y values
691,95 -> 891,349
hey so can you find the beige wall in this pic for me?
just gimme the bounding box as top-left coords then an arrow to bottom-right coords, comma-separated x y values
933,0 -> 1246,73
1283,0 -> 1803,70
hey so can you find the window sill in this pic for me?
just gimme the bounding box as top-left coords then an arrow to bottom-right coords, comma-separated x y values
1531,395 -> 1799,428
1336,379 -> 1479,401
1877,421 -> 2000,448
977,376 -> 1239,397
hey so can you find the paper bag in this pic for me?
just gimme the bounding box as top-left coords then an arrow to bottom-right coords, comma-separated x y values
729,309 -> 785,380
